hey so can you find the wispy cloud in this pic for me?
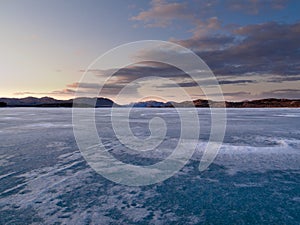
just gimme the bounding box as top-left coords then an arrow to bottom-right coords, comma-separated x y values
172,34 -> 236,52
227,0 -> 288,14
14,89 -> 75,97
130,0 -> 192,27
84,62 -> 190,83
259,88 -> 300,99
218,79 -> 257,85
131,0 -> 289,28
66,82 -> 137,96
266,75 -> 300,83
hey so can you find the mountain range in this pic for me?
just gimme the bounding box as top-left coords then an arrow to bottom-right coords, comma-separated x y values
0,97 -> 300,108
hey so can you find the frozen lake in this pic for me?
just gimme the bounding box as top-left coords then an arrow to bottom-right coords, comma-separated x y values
0,108 -> 299,224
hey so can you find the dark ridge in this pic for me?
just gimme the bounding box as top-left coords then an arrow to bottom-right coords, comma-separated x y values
0,97 -> 299,108
0,102 -> 7,107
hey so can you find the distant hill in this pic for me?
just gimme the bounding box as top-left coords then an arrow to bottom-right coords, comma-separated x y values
131,101 -> 173,108
0,97 -> 65,106
72,97 -> 117,107
0,97 -> 117,108
130,98 -> 300,108
0,102 -> 7,107
225,98 -> 300,108
0,97 -> 299,108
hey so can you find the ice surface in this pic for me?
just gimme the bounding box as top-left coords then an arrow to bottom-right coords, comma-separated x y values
0,108 -> 299,224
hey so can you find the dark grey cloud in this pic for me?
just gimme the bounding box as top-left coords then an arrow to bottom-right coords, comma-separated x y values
266,75 -> 300,83
119,21 -> 300,79
87,62 -> 190,84
67,81 -> 140,96
129,21 -> 300,79
174,34 -> 236,52
218,79 -> 256,85
14,82 -> 140,98
192,22 -> 300,76
155,78 -> 256,88
259,89 -> 300,99
222,91 -> 251,97
157,81 -> 197,88
67,82 -> 100,89
131,1 -> 298,78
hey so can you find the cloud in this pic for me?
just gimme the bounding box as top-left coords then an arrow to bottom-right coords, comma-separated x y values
131,0 -> 289,28
266,75 -> 300,83
67,80 -> 144,97
67,82 -> 100,89
130,0 -> 192,27
155,78 -> 256,88
156,81 -> 198,88
259,88 -> 300,99
271,0 -> 289,9
191,21 -> 300,76
222,91 -> 251,97
191,17 -> 221,38
130,0 -> 223,34
74,62 -> 216,101
14,89 -> 75,96
51,89 -> 76,95
14,91 -> 36,96
173,34 -> 236,52
170,16 -> 231,51
85,62 -> 190,84
218,79 -> 257,85
133,1 -> 300,78
227,0 -> 289,14
131,21 -> 300,77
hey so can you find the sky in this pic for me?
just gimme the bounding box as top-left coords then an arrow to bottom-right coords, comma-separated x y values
1,0 -> 300,104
